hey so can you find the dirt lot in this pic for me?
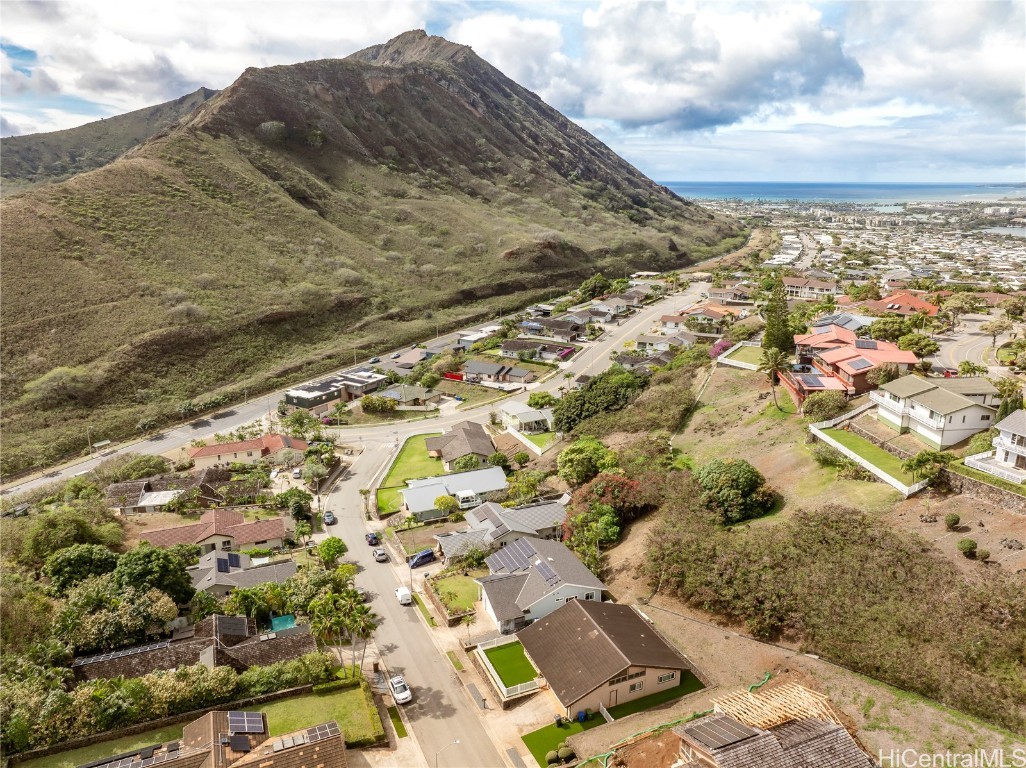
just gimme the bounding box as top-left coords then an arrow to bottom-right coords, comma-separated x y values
121,510 -> 201,547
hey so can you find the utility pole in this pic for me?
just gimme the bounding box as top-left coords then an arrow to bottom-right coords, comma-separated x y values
87,425 -> 94,454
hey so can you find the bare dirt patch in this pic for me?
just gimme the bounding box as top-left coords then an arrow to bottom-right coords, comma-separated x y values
122,510 -> 201,548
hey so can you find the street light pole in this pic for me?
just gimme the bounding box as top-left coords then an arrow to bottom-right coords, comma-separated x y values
435,739 -> 460,768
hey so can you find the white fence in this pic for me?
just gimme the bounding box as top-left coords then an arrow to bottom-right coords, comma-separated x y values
505,425 -> 552,455
809,421 -> 930,498
716,341 -> 761,370
475,637 -> 541,698
599,702 -> 614,723
964,451 -> 1026,485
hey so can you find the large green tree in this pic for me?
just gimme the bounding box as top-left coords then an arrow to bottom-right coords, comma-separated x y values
42,544 -> 119,593
112,544 -> 194,604
556,436 -> 619,486
897,333 -> 940,357
694,458 -> 777,525
761,280 -> 793,353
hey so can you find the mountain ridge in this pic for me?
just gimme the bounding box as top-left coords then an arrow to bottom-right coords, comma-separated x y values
0,30 -> 744,475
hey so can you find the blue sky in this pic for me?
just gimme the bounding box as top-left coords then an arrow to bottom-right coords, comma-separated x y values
2,0 -> 1023,182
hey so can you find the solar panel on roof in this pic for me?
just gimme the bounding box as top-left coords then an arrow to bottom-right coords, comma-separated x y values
228,553 -> 241,568
229,734 -> 252,752
854,338 -> 877,349
849,358 -> 873,370
797,374 -> 824,388
534,559 -> 561,586
306,722 -> 342,743
686,715 -> 759,750
72,641 -> 171,667
216,558 -> 230,573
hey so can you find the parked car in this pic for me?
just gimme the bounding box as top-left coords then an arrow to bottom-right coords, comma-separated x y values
369,357 -> 380,363
365,532 -> 380,546
373,548 -> 389,562
391,352 -> 402,359
354,586 -> 368,602
407,548 -> 436,569
394,586 -> 413,605
292,468 -> 302,479
389,674 -> 412,704
323,511 -> 337,526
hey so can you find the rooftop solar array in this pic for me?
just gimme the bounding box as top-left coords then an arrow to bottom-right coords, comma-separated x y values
72,641 -> 170,667
797,374 -> 824,388
229,734 -> 252,753
533,559 -> 561,587
813,326 -> 830,334
685,714 -> 759,750
306,721 -> 342,743
485,537 -> 538,573
216,558 -> 230,573
271,734 -> 308,752
228,553 -> 241,568
848,358 -> 873,371
227,711 -> 265,734
854,338 -> 878,349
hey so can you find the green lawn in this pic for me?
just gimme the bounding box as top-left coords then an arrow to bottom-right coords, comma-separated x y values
522,717 -> 603,768
386,706 -> 408,738
433,379 -> 500,408
376,433 -> 443,513
605,672 -> 705,718
412,593 -> 437,627
484,641 -> 537,688
18,686 -> 382,768
821,428 -> 916,484
446,650 -> 465,672
525,431 -> 557,450
725,344 -> 764,365
432,572 -> 483,612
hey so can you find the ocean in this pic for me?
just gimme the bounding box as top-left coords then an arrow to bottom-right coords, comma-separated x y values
660,181 -> 1026,204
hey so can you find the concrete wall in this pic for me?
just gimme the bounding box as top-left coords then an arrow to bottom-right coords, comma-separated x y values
944,470 -> 1026,516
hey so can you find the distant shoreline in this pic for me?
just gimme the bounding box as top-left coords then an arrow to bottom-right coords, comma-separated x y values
660,181 -> 1026,204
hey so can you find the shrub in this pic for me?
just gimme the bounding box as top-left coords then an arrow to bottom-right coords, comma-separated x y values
977,549 -> 990,562
810,443 -> 844,467
944,513 -> 960,531
957,538 -> 978,558
545,751 -> 559,765
694,458 -> 777,525
801,391 -> 849,422
558,746 -> 575,762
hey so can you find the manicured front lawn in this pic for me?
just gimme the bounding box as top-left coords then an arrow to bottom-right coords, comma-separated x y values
432,571 -> 484,612
606,672 -> 705,718
525,431 -> 557,450
17,725 -> 187,768
484,641 -> 537,687
725,344 -> 764,365
522,718 -> 603,767
821,428 -> 915,484
395,519 -> 463,555
376,433 -> 442,513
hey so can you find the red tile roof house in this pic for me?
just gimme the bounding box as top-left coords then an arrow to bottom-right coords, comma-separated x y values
861,291 -> 939,317
189,434 -> 308,471
141,508 -> 287,554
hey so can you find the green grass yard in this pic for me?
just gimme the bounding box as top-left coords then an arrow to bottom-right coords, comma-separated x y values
386,706 -> 408,738
724,344 -> 764,365
525,431 -> 557,450
522,718 -> 603,767
376,433 -> 443,513
432,571 -> 484,613
820,428 -> 916,484
483,641 -> 537,688
17,686 -> 382,768
948,459 -> 1026,497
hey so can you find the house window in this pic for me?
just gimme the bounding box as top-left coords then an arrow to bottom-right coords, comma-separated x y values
629,681 -> 644,693
247,451 -> 254,457
982,415 -> 991,421
554,597 -> 564,605
584,592 -> 596,600
658,672 -> 676,684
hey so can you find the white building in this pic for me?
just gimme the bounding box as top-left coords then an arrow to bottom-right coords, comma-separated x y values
870,375 -> 999,449
964,408 -> 1026,484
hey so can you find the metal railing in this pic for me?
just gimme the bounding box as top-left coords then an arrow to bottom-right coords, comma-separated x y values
992,435 -> 1026,453
964,452 -> 1026,485
475,638 -> 541,698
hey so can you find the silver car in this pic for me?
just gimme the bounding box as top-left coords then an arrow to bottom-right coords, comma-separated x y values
389,674 -> 412,704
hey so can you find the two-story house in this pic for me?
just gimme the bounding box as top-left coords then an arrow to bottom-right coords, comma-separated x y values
871,375 -> 999,448
783,277 -> 839,300
964,408 -> 1026,484
477,538 -> 608,634
434,500 -> 567,560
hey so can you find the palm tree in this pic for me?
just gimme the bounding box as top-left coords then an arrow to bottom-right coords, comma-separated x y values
958,360 -> 988,377
349,605 -> 379,677
758,347 -> 790,411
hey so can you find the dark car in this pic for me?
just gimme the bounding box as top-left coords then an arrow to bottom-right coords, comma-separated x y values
365,532 -> 380,546
407,548 -> 436,568
323,511 -> 337,525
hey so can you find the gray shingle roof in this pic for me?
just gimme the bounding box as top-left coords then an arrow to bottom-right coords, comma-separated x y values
994,408 -> 1026,436
479,573 -> 530,621
880,375 -> 935,398
423,421 -> 494,464
402,467 -> 508,514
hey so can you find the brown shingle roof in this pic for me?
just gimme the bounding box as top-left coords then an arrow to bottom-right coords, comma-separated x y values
517,600 -> 690,707
230,721 -> 347,768
140,509 -> 285,548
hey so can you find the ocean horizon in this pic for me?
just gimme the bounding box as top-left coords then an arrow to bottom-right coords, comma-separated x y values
660,181 -> 1026,204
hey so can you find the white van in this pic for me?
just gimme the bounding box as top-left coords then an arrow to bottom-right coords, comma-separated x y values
394,586 -> 413,606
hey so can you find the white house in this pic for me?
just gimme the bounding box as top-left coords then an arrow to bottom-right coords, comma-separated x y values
477,538 -> 608,634
496,401 -> 554,434
964,408 -> 1026,484
434,500 -> 567,559
401,466 -> 509,521
871,375 -> 999,449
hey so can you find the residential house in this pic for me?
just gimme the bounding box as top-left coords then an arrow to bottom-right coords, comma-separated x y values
708,285 -> 754,304
455,325 -> 502,350
462,360 -> 536,384
680,303 -> 742,332
98,710 -> 348,768
424,421 -> 495,470
782,277 -> 839,300
284,370 -> 386,412
811,312 -> 875,333
188,551 -> 298,599
477,538 -> 608,634
862,291 -> 939,317
517,600 -> 703,716
964,408 -> 1026,484
500,339 -> 546,359
674,683 -> 873,768
71,614 -> 317,682
104,468 -> 260,515
634,332 -> 694,353
871,374 -> 999,448
659,314 -> 689,334
189,434 -> 308,470
592,297 -> 631,317
434,500 -> 567,559
607,292 -> 643,308
378,384 -> 441,408
400,466 -> 509,521
393,348 -> 430,369
496,401 -> 554,434
535,317 -> 584,342
105,480 -> 184,514
141,508 -> 287,553
564,309 -> 596,326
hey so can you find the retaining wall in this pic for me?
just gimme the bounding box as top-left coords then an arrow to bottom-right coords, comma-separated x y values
943,469 -> 1026,516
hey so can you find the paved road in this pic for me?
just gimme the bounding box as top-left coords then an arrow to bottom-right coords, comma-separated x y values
930,313 -> 1016,375
3,285 -> 707,497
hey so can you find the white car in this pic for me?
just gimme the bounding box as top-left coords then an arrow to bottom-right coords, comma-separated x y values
389,674 -> 412,704
394,586 -> 412,605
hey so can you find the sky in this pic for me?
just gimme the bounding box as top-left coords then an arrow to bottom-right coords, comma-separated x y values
1,0 -> 1024,182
